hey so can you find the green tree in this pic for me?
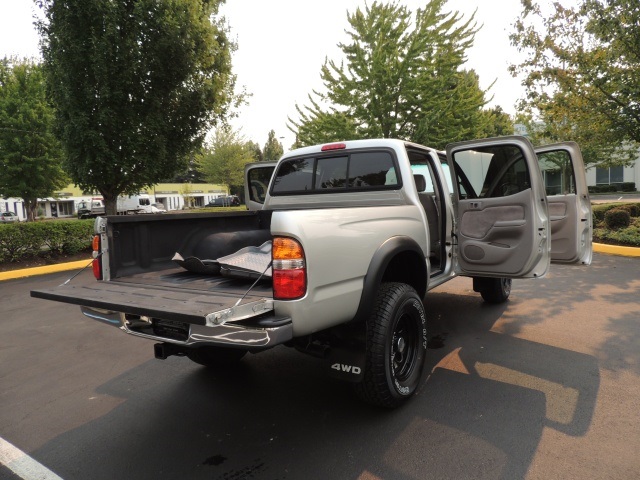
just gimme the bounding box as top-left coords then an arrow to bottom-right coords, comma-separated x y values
478,106 -> 514,138
38,0 -> 239,215
197,126 -> 254,190
509,0 -> 640,166
289,0 -> 490,149
262,129 -> 284,161
245,140 -> 263,162
165,153 -> 206,183
0,58 -> 68,221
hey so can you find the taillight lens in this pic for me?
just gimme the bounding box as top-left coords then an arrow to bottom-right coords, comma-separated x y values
272,237 -> 306,299
92,234 -> 102,280
321,142 -> 346,151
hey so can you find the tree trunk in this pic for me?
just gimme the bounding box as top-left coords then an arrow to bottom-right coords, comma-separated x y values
103,192 -> 118,216
24,198 -> 38,222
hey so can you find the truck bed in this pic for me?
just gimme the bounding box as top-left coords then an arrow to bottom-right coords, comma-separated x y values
31,211 -> 275,326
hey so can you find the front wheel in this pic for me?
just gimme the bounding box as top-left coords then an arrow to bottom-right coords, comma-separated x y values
355,282 -> 428,408
474,277 -> 512,304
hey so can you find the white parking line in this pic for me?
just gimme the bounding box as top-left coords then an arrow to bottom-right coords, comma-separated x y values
0,436 -> 63,480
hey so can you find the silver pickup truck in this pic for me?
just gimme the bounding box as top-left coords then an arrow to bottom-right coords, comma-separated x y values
32,136 -> 592,407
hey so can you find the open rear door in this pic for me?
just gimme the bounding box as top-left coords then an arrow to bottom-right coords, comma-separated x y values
535,142 -> 592,265
244,162 -> 276,211
447,136 -> 550,279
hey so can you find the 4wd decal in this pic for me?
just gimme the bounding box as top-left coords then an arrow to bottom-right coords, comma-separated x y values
331,363 -> 361,375
328,348 -> 366,383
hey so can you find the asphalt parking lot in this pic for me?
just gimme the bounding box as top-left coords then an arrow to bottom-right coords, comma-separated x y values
1,253 -> 639,479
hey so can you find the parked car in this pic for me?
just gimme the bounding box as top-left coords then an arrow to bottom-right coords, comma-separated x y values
206,195 -> 240,207
150,203 -> 167,213
0,211 -> 20,223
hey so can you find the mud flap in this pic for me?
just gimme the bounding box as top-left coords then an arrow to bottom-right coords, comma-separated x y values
327,348 -> 366,383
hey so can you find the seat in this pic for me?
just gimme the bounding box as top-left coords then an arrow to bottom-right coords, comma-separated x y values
413,174 -> 440,258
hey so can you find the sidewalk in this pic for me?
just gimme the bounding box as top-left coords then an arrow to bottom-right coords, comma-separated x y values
1,243 -> 638,282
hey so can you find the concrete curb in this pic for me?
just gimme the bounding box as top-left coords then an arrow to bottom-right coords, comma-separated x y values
0,259 -> 92,282
0,242 -> 638,282
592,242 -> 640,258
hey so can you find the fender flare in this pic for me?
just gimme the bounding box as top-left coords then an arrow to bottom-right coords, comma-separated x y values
352,236 -> 428,324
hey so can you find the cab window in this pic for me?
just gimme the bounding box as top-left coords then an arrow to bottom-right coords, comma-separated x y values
271,149 -> 398,195
452,145 -> 530,199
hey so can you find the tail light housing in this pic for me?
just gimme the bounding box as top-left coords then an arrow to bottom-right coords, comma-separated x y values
272,237 -> 306,300
92,234 -> 103,280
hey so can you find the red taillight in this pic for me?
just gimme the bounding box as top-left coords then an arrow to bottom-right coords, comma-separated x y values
272,237 -> 306,300
92,234 -> 102,280
321,142 -> 346,151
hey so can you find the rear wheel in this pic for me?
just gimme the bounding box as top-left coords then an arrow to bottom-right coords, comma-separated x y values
186,346 -> 247,367
355,282 -> 428,408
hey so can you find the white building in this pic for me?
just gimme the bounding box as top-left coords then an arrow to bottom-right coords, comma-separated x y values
585,162 -> 640,190
0,182 -> 228,221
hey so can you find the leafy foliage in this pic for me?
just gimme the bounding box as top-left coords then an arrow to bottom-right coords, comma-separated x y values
592,202 -> 640,246
604,208 -> 631,229
509,0 -> 640,166
38,0 -> 239,214
262,130 -> 284,161
196,126 -> 255,189
289,0 -> 497,149
0,58 -> 68,221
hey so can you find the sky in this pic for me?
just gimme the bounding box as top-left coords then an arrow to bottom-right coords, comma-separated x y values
0,0 -> 563,151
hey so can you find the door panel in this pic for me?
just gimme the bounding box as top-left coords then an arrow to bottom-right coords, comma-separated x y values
244,162 -> 276,211
447,136 -> 550,278
535,142 -> 592,265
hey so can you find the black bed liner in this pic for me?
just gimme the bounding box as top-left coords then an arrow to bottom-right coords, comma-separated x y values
31,267 -> 272,325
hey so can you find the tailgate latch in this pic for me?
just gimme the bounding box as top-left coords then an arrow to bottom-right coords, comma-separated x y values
206,299 -> 274,326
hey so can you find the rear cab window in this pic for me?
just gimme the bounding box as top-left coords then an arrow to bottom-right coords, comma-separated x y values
271,149 -> 400,196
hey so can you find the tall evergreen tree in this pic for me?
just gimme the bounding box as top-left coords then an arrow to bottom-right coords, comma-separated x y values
262,129 -> 284,161
38,0 -> 239,214
0,58 -> 68,221
289,0 -> 491,149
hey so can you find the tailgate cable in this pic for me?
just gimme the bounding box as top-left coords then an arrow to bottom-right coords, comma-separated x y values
233,260 -> 273,307
59,251 -> 104,286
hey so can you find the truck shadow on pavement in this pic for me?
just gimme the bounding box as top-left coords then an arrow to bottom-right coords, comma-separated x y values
27,280 -> 602,480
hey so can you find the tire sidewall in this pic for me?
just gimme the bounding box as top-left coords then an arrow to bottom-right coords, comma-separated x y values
383,287 -> 427,399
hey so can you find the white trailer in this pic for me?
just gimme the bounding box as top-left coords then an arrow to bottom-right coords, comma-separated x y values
116,194 -> 152,214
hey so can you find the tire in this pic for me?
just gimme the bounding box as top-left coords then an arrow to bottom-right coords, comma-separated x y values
477,277 -> 512,304
355,282 -> 428,408
186,346 -> 247,367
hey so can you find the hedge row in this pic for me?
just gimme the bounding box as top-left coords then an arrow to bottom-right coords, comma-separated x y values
588,182 -> 636,193
592,202 -> 640,222
0,219 -> 94,263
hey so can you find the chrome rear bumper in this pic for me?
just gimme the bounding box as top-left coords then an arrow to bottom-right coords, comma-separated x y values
80,306 -> 293,349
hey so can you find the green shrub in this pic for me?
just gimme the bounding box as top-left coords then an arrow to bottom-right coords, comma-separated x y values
619,203 -> 640,218
60,220 -> 94,254
604,208 -> 631,229
588,185 -> 601,194
0,219 -> 93,263
594,218 -> 640,247
621,182 -> 636,192
593,203 -> 622,222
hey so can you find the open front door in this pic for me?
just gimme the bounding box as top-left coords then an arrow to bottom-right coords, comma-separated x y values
244,162 -> 276,211
535,142 -> 592,265
447,136 -> 550,279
